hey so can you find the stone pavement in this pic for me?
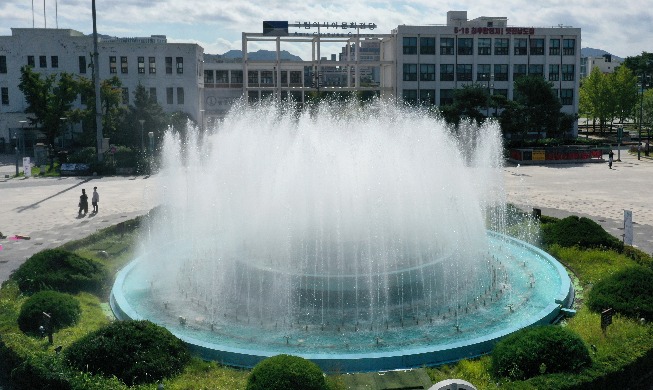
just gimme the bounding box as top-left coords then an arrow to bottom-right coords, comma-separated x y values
0,147 -> 652,285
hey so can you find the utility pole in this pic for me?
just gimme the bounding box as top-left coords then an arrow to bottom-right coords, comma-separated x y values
92,0 -> 103,162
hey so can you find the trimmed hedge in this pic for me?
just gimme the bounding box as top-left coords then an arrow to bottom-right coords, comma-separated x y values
17,290 -> 81,334
541,216 -> 623,251
247,354 -> 328,390
587,266 -> 653,321
64,320 -> 190,386
12,249 -> 108,295
491,326 -> 591,381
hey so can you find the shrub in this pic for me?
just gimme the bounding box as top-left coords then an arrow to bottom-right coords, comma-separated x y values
12,249 -> 108,295
17,290 -> 81,334
622,245 -> 653,268
541,216 -> 623,251
64,320 -> 190,386
491,326 -> 591,381
587,266 -> 653,321
246,354 -> 327,390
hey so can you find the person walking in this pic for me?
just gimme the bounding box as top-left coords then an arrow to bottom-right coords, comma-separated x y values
92,187 -> 100,213
608,150 -> 614,169
78,189 -> 88,216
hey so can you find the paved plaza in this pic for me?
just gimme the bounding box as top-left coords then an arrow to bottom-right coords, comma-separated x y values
0,149 -> 652,284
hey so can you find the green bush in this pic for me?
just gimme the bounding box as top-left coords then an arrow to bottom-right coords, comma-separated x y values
67,147 -> 96,164
12,249 -> 108,295
491,326 -> 591,381
247,354 -> 327,390
541,216 -> 623,251
587,266 -> 653,321
17,290 -> 81,334
64,320 -> 190,386
622,245 -> 653,268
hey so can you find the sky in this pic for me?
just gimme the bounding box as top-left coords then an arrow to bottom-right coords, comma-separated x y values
0,0 -> 650,61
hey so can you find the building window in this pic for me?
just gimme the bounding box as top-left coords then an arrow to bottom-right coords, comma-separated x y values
51,56 -> 58,68
232,70 -> 243,83
403,37 -> 417,55
177,87 -> 184,104
248,70 -> 259,84
440,89 -> 453,105
419,89 -> 435,106
165,57 -> 172,74
216,70 -> 228,83
149,87 -> 157,102
562,64 -> 575,81
121,87 -> 129,104
419,64 -> 435,81
420,37 -> 435,55
78,56 -> 86,73
261,71 -> 273,85
456,64 -> 473,81
176,57 -> 183,74
477,64 -> 491,81
40,55 -> 47,68
478,38 -> 491,55
561,89 -> 573,105
549,64 -> 560,81
1,87 -> 8,105
403,64 -> 417,81
494,64 -> 508,81
529,64 -> 544,77
121,56 -> 128,73
494,38 -> 509,55
109,56 -> 117,73
530,39 -> 544,55
440,64 -> 454,81
549,39 -> 560,55
457,38 -> 473,55
137,57 -> 145,74
440,37 -> 454,55
514,38 -> 527,55
149,57 -> 156,73
513,64 -> 527,79
27,55 -> 35,67
0,56 -> 6,73
166,87 -> 173,104
402,89 -> 417,105
563,39 -> 576,55
494,88 -> 508,98
289,71 -> 301,85
204,70 -> 214,84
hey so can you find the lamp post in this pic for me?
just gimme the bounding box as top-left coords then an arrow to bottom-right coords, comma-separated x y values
148,131 -> 154,173
199,109 -> 205,132
138,119 -> 145,152
13,135 -> 19,176
486,74 -> 494,118
59,117 -> 67,148
18,120 -> 27,155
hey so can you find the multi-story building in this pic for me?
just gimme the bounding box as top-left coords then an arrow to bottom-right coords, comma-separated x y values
0,28 -> 202,152
580,54 -> 621,79
382,11 -> 581,136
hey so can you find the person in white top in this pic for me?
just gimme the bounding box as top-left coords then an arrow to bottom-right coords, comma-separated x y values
92,187 -> 100,213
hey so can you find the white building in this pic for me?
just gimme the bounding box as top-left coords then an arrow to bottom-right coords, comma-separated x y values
0,28 -> 203,152
382,11 -> 581,136
580,54 -> 621,79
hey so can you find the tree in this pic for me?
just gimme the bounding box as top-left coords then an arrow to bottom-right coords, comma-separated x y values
18,66 -> 79,147
499,75 -> 563,140
73,75 -> 125,147
610,65 -> 638,124
440,84 -> 487,126
579,67 -> 612,133
118,84 -> 166,151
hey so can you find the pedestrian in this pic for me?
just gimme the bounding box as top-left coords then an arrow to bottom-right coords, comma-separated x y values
608,150 -> 614,169
638,143 -> 642,160
92,187 -> 100,213
78,189 -> 88,216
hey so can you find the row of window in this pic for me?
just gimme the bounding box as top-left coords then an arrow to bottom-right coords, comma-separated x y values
402,88 -> 574,106
109,56 -> 183,75
204,70 -> 307,85
402,37 -> 576,56
403,64 -> 575,82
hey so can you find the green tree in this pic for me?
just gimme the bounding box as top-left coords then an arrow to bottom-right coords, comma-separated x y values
499,75 -> 563,139
18,66 -> 79,147
610,65 -> 638,124
118,84 -> 166,151
579,67 -> 612,133
73,75 -> 125,147
440,84 -> 487,126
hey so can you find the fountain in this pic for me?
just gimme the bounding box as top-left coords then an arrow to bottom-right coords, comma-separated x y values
111,100 -> 573,373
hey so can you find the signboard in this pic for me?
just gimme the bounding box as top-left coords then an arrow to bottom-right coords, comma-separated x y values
22,157 -> 31,177
601,308 -> 613,333
263,21 -> 289,36
624,210 -> 633,245
532,150 -> 545,161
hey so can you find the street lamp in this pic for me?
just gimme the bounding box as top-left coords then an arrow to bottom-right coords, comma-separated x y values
13,135 -> 19,176
199,109 -> 205,132
138,119 -> 145,151
18,120 -> 27,155
59,117 -> 67,148
148,131 -> 154,173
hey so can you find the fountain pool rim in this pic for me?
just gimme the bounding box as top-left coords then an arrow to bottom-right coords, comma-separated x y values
110,231 -> 573,373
